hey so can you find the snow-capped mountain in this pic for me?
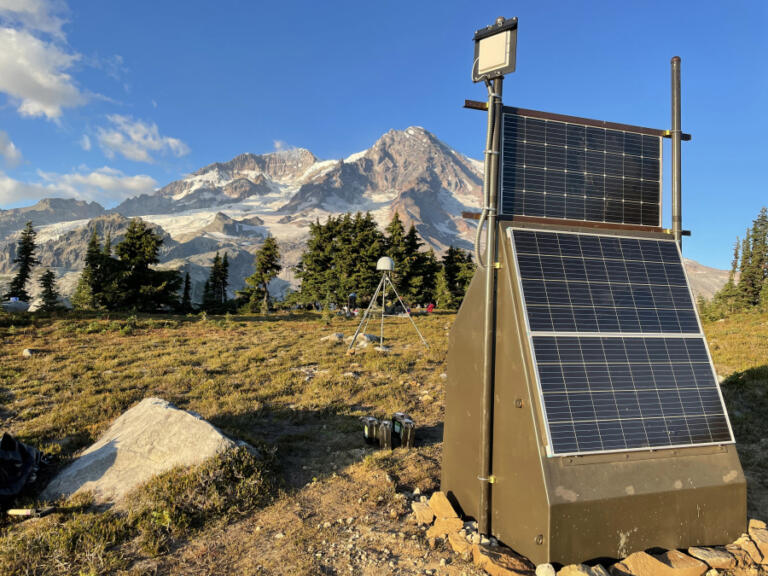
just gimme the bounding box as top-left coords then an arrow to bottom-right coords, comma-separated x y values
0,127 -> 483,300
0,126 -> 726,303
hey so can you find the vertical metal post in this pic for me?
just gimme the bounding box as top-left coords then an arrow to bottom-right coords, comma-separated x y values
671,56 -> 682,249
479,75 -> 503,536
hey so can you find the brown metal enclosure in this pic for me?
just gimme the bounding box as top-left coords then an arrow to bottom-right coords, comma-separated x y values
441,219 -> 746,566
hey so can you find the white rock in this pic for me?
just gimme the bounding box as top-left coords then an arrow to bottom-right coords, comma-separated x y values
42,397 -> 239,504
535,564 -> 556,576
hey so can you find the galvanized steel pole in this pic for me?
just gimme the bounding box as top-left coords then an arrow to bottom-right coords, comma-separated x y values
479,75 -> 503,536
671,56 -> 682,249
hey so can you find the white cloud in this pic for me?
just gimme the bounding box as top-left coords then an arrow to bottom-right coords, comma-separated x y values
97,114 -> 190,163
0,130 -> 22,167
0,27 -> 84,120
0,0 -> 66,38
79,133 -> 91,151
0,166 -> 157,206
273,140 -> 297,152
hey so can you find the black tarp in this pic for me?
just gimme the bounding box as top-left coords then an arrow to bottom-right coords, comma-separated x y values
0,433 -> 40,503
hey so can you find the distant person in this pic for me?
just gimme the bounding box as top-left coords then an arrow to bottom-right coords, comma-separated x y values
426,302 -> 435,313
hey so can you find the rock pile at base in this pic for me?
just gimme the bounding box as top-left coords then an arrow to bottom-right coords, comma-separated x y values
410,491 -> 768,576
42,397 -> 238,504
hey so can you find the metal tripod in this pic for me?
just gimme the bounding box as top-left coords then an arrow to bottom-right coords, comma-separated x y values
347,272 -> 428,352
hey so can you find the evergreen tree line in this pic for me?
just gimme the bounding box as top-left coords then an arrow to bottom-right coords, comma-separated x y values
700,207 -> 768,320
294,212 -> 474,309
3,212 -> 472,315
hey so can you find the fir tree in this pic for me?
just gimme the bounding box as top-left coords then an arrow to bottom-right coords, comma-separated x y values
202,280 -> 215,311
4,221 -> 38,302
38,268 -> 61,312
113,219 -> 181,311
180,272 -> 192,313
71,267 -> 96,311
241,235 -> 281,312
204,252 -> 229,311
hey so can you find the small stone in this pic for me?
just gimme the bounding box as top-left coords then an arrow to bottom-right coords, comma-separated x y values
323,522 -> 332,529
22,348 -> 37,357
733,534 -> 764,565
449,531 -> 472,558
687,547 -> 736,570
725,542 -> 753,568
557,565 -> 591,576
440,558 -> 447,566
420,394 -> 434,404
427,537 -> 437,550
412,501 -> 436,525
472,544 -> 535,576
428,491 -> 458,519
413,487 -> 421,496
588,566 -> 610,576
426,517 -> 463,539
535,562 -> 556,576
321,332 -> 344,343
749,519 -> 768,560
274,532 -> 285,539
612,550 -> 708,576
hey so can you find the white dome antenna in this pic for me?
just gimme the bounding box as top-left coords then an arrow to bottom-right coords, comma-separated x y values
376,256 -> 395,272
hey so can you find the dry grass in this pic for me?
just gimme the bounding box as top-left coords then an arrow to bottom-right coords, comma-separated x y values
0,310 -> 457,575
0,308 -> 766,574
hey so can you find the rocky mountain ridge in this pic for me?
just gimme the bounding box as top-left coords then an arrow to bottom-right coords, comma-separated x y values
0,127 -> 727,302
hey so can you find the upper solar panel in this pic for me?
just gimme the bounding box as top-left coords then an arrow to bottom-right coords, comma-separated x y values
500,109 -> 662,227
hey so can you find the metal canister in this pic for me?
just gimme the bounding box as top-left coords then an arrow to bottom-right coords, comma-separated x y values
392,412 -> 416,448
378,420 -> 393,450
362,416 -> 379,445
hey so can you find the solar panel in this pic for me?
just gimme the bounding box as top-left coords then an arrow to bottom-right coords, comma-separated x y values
509,228 -> 734,456
500,110 -> 662,227
513,229 -> 698,334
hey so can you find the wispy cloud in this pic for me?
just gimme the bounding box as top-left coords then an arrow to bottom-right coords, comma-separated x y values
0,1 -> 85,121
0,166 -> 157,206
0,0 -> 67,38
97,114 -> 190,163
273,140 -> 297,152
0,130 -> 22,167
79,133 -> 91,151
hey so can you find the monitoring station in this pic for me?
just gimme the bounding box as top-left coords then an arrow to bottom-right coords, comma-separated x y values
442,17 -> 746,565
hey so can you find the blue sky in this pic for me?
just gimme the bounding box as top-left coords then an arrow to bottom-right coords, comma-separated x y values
0,1 -> 765,269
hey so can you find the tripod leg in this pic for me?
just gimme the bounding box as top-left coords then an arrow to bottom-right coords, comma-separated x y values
380,273 -> 386,348
347,276 -> 383,352
387,277 -> 429,349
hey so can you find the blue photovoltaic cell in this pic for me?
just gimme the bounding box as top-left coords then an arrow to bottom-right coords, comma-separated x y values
501,112 -> 661,226
510,228 -> 734,455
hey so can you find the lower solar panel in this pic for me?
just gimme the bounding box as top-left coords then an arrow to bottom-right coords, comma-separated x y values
532,335 -> 732,454
509,227 -> 735,456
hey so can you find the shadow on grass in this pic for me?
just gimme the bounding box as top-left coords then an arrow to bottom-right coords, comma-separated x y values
210,404 -> 443,489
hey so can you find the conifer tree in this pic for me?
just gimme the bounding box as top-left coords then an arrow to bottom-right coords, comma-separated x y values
202,280 -> 215,311
72,267 -> 96,311
180,272 -> 192,313
113,219 -> 180,311
241,235 -> 281,312
4,221 -> 38,302
38,268 -> 61,312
